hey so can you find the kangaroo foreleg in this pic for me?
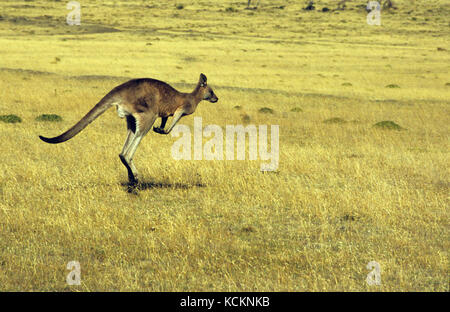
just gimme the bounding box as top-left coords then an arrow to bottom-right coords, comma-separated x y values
152,117 -> 168,134
153,110 -> 184,135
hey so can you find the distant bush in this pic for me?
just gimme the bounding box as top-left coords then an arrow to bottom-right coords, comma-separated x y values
183,56 -> 197,62
303,1 -> 315,11
373,120 -> 404,130
342,82 -> 352,86
385,84 -> 400,88
241,225 -> 256,233
35,114 -> 63,122
323,117 -> 347,124
233,105 -> 242,110
175,4 -> 184,10
0,114 -> 22,123
241,114 -> 251,124
226,7 -> 238,13
258,107 -> 274,114
50,56 -> 61,64
290,107 -> 303,113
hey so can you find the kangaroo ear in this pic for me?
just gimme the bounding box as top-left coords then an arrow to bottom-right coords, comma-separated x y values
199,73 -> 207,86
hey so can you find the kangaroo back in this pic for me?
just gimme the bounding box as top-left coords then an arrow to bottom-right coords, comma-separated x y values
39,95 -> 115,144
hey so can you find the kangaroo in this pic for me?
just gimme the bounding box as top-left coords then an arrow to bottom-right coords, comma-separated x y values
39,73 -> 218,185
246,0 -> 260,9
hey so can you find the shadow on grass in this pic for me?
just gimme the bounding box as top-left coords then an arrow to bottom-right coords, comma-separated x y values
121,180 -> 206,194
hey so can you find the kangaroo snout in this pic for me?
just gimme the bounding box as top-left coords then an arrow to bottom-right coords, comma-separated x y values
210,95 -> 219,103
207,90 -> 219,103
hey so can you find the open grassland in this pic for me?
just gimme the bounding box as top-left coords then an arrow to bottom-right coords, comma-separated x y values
0,0 -> 449,291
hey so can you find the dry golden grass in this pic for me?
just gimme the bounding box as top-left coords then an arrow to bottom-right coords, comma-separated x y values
0,0 -> 448,291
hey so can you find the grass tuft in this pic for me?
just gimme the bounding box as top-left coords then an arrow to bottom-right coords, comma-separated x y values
373,120 -> 404,130
35,114 -> 63,122
323,117 -> 347,124
225,7 -> 238,13
241,114 -> 251,124
0,114 -> 22,123
258,107 -> 274,114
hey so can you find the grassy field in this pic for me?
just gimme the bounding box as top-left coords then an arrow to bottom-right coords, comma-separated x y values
0,0 -> 448,291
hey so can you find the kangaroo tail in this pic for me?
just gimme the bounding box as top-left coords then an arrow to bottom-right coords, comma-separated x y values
39,96 -> 115,144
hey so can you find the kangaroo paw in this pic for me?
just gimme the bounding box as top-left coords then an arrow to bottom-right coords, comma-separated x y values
153,127 -> 165,134
128,175 -> 139,186
120,154 -> 139,185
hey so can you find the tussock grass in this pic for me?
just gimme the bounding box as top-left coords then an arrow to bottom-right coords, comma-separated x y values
0,114 -> 22,123
35,114 -> 63,122
323,117 -> 347,124
225,7 -> 238,13
385,84 -> 401,89
373,121 -> 404,130
258,107 -> 274,114
241,113 -> 251,124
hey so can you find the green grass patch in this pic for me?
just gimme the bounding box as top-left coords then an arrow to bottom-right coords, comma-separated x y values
386,84 -> 400,88
324,117 -> 347,124
0,114 -> 22,123
290,107 -> 303,112
373,120 -> 404,130
241,114 -> 251,124
35,114 -> 63,122
225,7 -> 238,13
258,107 -> 274,114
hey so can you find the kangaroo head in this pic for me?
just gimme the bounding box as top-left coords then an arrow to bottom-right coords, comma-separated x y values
198,73 -> 218,103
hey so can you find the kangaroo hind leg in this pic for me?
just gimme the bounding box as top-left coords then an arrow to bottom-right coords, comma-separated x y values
120,113 -> 157,184
119,115 -> 138,184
